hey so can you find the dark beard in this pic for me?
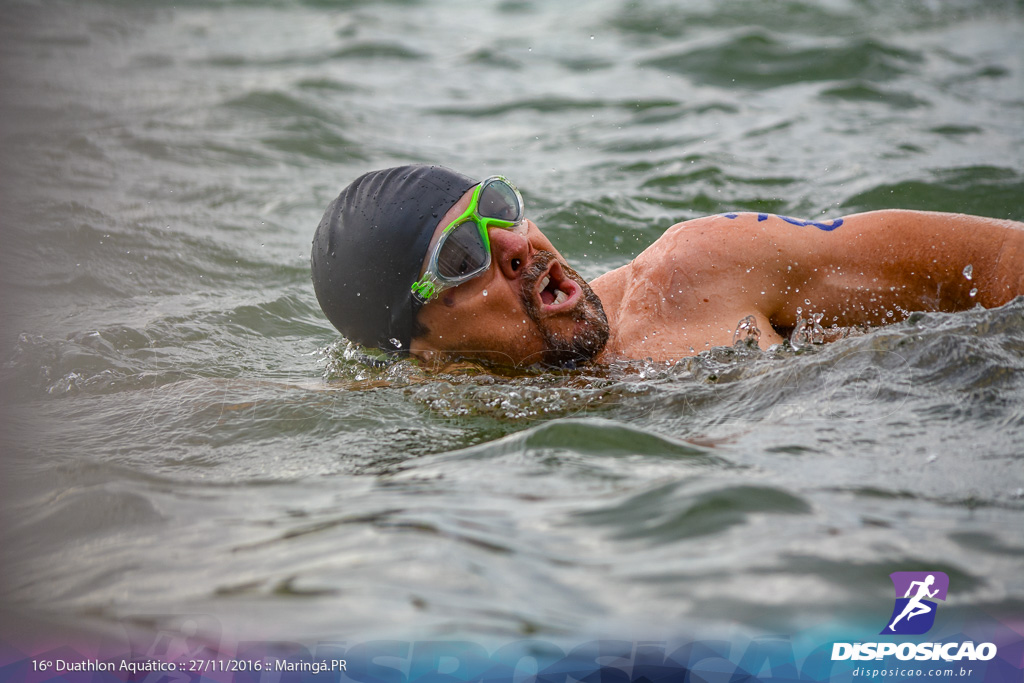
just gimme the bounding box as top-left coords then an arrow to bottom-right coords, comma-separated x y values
520,251 -> 610,367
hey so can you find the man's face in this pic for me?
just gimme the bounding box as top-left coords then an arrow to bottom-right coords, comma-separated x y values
409,186 -> 609,367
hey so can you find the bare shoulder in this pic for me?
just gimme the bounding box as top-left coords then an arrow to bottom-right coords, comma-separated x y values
593,213 -> 795,355
630,213 -> 751,273
613,214 -> 769,319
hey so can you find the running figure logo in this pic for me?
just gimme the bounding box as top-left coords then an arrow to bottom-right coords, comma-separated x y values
881,571 -> 949,635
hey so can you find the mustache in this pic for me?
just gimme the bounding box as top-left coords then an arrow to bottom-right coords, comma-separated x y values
520,250 -> 558,295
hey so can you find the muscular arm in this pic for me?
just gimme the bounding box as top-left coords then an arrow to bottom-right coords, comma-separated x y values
597,210 -> 1024,357
756,210 -> 1024,329
666,210 -> 1024,333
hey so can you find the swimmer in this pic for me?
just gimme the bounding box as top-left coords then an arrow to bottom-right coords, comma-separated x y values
311,165 -> 1024,367
889,574 -> 939,631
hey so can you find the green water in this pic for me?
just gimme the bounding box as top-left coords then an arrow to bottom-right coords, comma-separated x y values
1,0 -> 1022,641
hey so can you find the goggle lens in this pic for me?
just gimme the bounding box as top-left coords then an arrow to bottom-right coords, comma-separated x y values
477,179 -> 523,223
436,220 -> 489,279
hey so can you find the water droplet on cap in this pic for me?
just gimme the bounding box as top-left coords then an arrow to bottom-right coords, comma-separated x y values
962,264 -> 973,280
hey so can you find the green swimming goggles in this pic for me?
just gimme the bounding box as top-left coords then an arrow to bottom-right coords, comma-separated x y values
411,175 -> 527,303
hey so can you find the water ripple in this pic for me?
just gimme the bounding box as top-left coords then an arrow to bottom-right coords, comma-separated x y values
642,32 -> 921,89
574,481 -> 811,543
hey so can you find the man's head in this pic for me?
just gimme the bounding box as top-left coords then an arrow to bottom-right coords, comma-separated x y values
311,165 -> 609,366
311,165 -> 475,351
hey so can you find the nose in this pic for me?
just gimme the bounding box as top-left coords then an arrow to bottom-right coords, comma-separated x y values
488,226 -> 532,280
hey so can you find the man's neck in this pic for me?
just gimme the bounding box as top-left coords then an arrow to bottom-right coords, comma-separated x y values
589,266 -> 629,363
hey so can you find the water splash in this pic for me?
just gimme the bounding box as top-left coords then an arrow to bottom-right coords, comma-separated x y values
321,339 -> 412,385
732,315 -> 761,346
789,307 -> 825,350
810,313 -> 825,343
410,368 -> 641,421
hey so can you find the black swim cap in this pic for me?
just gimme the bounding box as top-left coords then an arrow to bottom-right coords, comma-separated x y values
311,165 -> 477,352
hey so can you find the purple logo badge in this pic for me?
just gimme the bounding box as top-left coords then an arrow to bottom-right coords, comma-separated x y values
880,571 -> 949,635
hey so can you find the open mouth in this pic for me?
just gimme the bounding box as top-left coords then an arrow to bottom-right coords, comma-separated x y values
535,260 -> 581,313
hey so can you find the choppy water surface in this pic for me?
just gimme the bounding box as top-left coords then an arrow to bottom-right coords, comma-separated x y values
1,0 -> 1023,641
